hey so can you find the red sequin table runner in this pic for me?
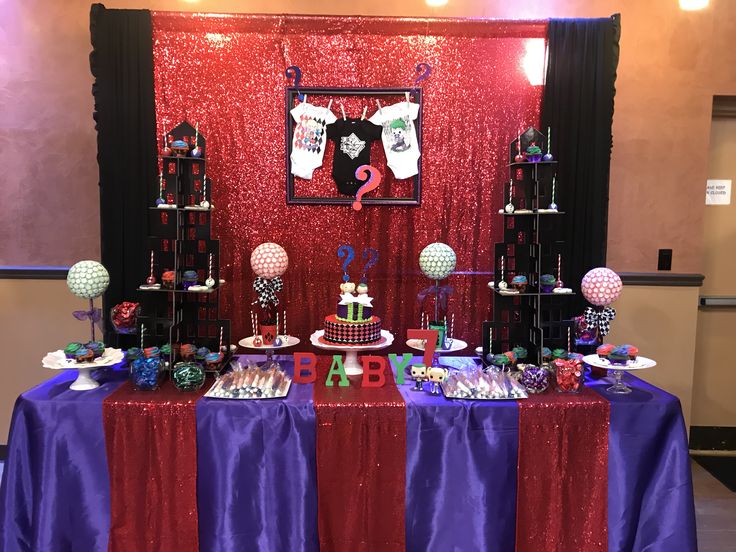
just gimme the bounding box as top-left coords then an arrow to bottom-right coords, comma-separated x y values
313,356 -> 406,552
516,387 -> 610,552
103,379 -> 206,552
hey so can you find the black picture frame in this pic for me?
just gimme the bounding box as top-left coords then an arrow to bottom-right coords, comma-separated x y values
285,87 -> 423,206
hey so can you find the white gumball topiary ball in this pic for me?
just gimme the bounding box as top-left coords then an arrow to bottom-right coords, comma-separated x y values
250,243 -> 289,279
66,260 -> 110,299
419,243 -> 457,281
581,267 -> 623,306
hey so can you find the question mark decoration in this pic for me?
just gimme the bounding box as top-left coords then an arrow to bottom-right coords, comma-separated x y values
415,63 -> 432,86
352,165 -> 382,211
361,248 -> 379,283
285,65 -> 304,101
337,245 -> 355,282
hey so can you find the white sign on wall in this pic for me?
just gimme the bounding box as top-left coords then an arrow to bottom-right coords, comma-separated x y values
706,179 -> 731,205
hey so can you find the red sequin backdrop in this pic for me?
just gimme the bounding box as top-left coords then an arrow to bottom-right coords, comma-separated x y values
152,13 -> 545,346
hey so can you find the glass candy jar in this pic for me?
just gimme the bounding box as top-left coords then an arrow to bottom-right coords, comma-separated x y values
172,361 -> 206,392
130,356 -> 163,391
554,358 -> 583,393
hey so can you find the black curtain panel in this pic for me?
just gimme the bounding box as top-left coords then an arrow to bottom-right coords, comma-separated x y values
542,15 -> 621,314
90,4 -> 157,344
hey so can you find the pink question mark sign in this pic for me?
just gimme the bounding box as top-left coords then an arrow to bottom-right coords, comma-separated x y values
352,165 -> 382,211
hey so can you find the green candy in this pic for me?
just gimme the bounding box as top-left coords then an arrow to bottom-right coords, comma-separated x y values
172,362 -> 205,391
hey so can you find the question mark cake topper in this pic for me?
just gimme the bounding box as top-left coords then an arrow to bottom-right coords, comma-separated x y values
285,65 -> 304,101
415,63 -> 432,86
361,248 -> 379,283
352,165 -> 382,211
337,245 -> 355,282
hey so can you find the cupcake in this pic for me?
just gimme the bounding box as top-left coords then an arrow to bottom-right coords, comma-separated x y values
542,347 -> 552,363
525,143 -> 543,162
75,347 -> 94,363
204,351 -> 225,371
512,346 -> 528,365
504,350 -> 518,366
511,275 -> 528,293
623,344 -> 639,361
170,139 -> 189,157
180,344 -> 196,361
609,346 -> 629,366
125,347 -> 142,363
567,352 -> 584,364
552,348 -> 567,360
596,343 -> 614,360
162,271 -> 176,290
64,342 -> 82,359
540,274 -> 556,293
86,341 -> 105,358
492,354 -> 511,371
143,346 -> 160,359
182,270 -> 198,290
195,346 -> 210,362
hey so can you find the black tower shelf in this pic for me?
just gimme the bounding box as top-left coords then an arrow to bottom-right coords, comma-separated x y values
136,121 -> 231,368
482,127 -> 576,367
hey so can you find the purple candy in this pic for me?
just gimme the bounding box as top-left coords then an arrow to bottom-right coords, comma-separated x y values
519,366 -> 549,394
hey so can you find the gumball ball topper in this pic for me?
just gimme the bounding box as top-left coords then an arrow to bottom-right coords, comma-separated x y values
66,260 -> 110,299
419,243 -> 457,281
581,267 -> 622,306
250,243 -> 288,279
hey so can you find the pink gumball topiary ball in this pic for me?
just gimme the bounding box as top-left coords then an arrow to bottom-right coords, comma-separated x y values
581,267 -> 622,306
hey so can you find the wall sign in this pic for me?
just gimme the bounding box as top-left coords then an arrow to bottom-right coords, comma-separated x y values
706,179 -> 731,205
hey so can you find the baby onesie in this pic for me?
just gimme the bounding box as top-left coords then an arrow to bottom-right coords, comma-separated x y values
290,100 -> 337,179
369,100 -> 421,179
326,118 -> 383,195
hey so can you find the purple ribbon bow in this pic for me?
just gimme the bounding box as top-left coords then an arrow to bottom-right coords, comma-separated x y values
73,307 -> 104,333
417,284 -> 454,312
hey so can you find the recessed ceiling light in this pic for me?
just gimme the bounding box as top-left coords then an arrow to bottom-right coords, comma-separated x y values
679,0 -> 708,10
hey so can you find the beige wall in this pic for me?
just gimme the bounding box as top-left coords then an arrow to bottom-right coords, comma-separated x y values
691,116 -> 736,427
607,285 -> 700,429
2,0 -> 735,271
0,279 -> 89,439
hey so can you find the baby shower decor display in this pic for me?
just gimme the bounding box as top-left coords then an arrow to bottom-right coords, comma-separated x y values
41,260 -> 122,391
311,245 -> 393,375
417,242 -> 457,349
581,267 -> 623,339
484,127 -> 576,366
134,121 -> 231,372
250,242 -> 289,345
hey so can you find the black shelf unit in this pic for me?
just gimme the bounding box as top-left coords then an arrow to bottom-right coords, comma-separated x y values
482,127 -> 576,367
136,121 -> 231,369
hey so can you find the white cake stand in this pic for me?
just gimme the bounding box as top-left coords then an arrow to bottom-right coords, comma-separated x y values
42,348 -> 124,391
239,335 -> 300,362
406,338 -> 468,368
582,354 -> 657,394
310,330 -> 394,375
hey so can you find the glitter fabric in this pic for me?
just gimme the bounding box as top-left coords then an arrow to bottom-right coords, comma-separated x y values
516,387 -> 609,552
312,355 -> 406,551
152,13 -> 545,345
103,379 -> 206,552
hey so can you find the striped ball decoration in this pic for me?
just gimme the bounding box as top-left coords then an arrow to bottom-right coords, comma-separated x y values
66,260 -> 110,299
250,243 -> 289,279
581,267 -> 623,306
418,242 -> 456,281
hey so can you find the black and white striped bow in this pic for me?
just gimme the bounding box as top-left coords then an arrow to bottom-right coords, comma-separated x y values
253,277 -> 283,308
584,306 -> 616,337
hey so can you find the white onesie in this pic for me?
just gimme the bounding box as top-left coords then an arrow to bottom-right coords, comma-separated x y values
369,100 -> 421,179
290,100 -> 337,179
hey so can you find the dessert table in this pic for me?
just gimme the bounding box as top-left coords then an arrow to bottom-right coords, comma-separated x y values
0,355 -> 697,552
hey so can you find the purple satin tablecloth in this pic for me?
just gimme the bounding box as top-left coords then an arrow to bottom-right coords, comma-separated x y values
0,357 -> 697,551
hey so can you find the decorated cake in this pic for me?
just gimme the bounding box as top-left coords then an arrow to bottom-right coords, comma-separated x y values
323,281 -> 382,344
